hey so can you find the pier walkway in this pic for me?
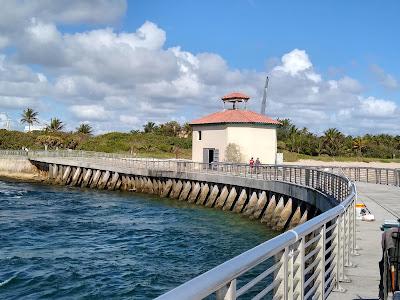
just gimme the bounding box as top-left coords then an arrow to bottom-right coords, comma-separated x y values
330,182 -> 400,300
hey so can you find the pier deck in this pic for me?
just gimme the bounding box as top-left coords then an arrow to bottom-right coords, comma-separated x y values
329,182 -> 400,300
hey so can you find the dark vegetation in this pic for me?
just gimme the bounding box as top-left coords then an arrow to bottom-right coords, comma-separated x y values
1,107 -> 399,162
0,118 -> 193,159
277,119 -> 400,161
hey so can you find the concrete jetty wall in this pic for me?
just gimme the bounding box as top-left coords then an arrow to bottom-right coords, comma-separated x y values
31,160 -> 324,232
0,156 -> 44,181
0,157 -> 38,174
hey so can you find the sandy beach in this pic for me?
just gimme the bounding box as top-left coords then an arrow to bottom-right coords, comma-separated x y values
284,159 -> 400,169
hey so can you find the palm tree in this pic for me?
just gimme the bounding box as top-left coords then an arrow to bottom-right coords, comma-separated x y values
20,108 -> 39,132
314,137 -> 324,156
47,118 -> 64,132
143,121 -> 157,133
352,137 -> 366,156
286,125 -> 301,153
180,122 -> 192,138
277,118 -> 294,140
76,123 -> 93,135
323,128 -> 344,156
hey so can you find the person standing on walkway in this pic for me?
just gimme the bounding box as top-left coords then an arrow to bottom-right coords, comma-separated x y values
255,158 -> 261,174
249,157 -> 254,174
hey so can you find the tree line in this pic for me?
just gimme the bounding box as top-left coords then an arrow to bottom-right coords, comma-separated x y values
20,108 -> 93,134
277,119 -> 400,159
9,107 -> 400,159
0,108 -> 192,156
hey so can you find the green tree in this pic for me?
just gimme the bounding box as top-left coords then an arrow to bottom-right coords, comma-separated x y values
143,121 -> 157,133
20,108 -> 39,132
225,143 -> 242,163
76,123 -> 93,135
323,128 -> 345,156
277,118 -> 294,141
352,137 -> 366,156
286,125 -> 302,153
158,121 -> 181,136
180,122 -> 193,138
313,137 -> 324,156
47,118 -> 64,132
36,135 -> 64,150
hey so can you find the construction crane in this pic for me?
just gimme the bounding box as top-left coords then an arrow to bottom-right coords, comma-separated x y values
0,112 -> 11,130
260,76 -> 269,115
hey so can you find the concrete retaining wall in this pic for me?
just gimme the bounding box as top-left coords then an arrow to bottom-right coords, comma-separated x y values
28,158 -> 332,232
0,157 -> 38,174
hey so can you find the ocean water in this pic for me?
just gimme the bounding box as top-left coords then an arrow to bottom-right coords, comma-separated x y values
0,179 -> 277,299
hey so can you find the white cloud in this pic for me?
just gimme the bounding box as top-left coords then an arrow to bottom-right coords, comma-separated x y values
337,76 -> 363,93
359,97 -> 397,117
0,5 -> 398,135
274,49 -> 312,75
0,96 -> 36,109
119,115 -> 140,125
0,0 -> 126,31
69,105 -> 110,121
370,64 -> 399,90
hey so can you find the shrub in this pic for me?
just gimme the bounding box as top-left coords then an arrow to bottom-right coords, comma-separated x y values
225,143 -> 242,163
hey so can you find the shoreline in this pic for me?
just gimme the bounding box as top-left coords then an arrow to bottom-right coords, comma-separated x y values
0,171 -> 47,183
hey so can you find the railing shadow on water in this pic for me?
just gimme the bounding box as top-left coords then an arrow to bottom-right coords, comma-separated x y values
1,149 -> 399,299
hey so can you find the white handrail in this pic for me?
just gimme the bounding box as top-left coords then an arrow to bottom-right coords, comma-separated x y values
19,149 -> 361,299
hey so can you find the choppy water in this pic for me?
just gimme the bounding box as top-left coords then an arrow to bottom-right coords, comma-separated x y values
0,179 -> 277,299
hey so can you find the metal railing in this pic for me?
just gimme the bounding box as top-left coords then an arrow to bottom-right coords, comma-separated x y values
18,150 -> 360,299
151,167 -> 356,299
0,149 -> 29,156
1,149 -> 399,186
156,191 -> 355,299
3,150 -> 398,298
25,151 -> 351,201
320,166 -> 400,186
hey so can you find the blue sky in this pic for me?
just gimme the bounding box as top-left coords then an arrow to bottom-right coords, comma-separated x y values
127,0 -> 399,97
0,0 -> 399,134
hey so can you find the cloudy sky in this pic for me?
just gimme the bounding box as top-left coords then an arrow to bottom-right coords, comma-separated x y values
0,0 -> 399,135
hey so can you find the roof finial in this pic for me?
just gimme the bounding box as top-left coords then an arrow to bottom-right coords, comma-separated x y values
221,92 -> 250,110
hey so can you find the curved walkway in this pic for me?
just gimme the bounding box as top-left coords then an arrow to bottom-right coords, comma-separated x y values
329,182 -> 400,300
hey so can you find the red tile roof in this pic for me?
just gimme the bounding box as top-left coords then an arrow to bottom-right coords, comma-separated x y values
190,110 -> 281,126
221,92 -> 250,100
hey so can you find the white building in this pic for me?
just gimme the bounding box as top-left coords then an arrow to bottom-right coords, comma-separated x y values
24,124 -> 46,132
190,92 -> 280,164
0,112 -> 11,130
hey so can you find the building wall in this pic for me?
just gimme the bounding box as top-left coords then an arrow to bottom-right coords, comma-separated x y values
227,125 -> 277,164
191,123 -> 277,164
191,124 -> 227,163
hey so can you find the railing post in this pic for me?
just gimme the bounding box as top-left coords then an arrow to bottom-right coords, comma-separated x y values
337,213 -> 350,283
275,247 -> 289,299
351,192 -> 359,254
332,215 -> 346,293
305,169 -> 310,187
294,238 -> 305,299
343,207 -> 352,267
216,280 -> 236,300
396,169 -> 400,187
317,224 -> 326,299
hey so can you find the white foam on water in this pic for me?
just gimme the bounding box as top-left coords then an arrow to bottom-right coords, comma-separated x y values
0,274 -> 16,288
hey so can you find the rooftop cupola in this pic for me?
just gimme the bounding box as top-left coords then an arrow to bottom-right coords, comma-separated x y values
221,92 -> 250,110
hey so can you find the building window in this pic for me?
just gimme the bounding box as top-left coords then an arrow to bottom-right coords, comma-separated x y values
198,131 -> 202,140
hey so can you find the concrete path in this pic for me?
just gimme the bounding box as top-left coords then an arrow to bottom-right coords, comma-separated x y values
329,182 -> 400,300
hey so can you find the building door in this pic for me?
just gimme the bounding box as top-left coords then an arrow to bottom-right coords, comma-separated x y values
213,149 -> 219,163
203,148 -> 208,164
203,148 -> 219,168
208,149 -> 214,163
